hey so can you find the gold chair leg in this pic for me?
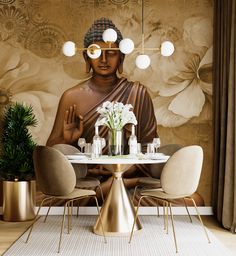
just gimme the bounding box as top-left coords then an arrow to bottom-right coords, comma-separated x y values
77,200 -> 80,218
164,201 -> 169,234
132,185 -> 139,203
190,197 -> 211,243
26,197 -> 53,243
169,202 -> 178,253
58,202 -> 67,253
44,197 -> 54,223
67,201 -> 72,234
129,196 -> 144,243
93,196 -> 107,243
97,185 -> 104,203
183,198 -> 192,223
156,199 -> 160,217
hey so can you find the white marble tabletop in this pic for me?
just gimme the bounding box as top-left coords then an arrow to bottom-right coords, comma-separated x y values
67,154 -> 169,165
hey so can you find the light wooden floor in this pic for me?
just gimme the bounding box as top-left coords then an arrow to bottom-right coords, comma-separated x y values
0,215 -> 236,255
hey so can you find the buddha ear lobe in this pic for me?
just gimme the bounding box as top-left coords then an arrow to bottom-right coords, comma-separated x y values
118,54 -> 125,74
83,51 -> 91,73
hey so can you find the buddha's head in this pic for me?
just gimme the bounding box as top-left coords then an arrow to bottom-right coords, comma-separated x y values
83,18 -> 124,75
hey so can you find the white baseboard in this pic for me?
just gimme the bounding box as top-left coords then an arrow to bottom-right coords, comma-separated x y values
0,206 -> 213,216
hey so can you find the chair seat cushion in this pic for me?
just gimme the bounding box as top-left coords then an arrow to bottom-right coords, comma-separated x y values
55,188 -> 96,199
141,188 -> 191,200
76,177 -> 100,188
138,177 -> 161,187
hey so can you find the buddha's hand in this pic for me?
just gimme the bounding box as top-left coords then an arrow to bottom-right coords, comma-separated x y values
63,105 -> 83,144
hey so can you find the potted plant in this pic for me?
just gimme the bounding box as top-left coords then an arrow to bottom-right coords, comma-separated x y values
0,102 -> 37,221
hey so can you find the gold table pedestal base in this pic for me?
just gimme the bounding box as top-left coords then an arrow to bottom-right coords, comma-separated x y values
93,164 -> 142,236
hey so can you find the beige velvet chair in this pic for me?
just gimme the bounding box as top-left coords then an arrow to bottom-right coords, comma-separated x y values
132,144 -> 183,202
26,146 -> 106,253
129,145 -> 210,253
52,144 -> 104,202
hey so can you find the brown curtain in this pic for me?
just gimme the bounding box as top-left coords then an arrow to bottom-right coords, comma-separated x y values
212,0 -> 236,232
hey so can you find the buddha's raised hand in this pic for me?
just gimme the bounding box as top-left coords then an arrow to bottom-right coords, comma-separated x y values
63,105 -> 83,144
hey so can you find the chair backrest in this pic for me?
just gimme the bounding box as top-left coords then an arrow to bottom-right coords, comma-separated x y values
149,144 -> 183,179
160,145 -> 203,196
33,146 -> 76,196
52,144 -> 87,178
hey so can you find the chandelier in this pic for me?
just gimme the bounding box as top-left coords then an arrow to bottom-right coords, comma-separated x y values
62,0 -> 174,70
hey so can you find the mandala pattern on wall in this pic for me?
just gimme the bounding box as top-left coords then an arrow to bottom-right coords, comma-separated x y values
0,0 -> 15,4
29,10 -> 48,25
25,24 -> 67,58
109,0 -> 129,5
0,5 -> 27,42
18,0 -> 40,10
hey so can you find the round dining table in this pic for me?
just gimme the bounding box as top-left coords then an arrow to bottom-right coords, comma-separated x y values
68,154 -> 169,236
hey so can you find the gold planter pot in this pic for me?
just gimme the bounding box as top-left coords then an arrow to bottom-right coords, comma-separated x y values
3,180 -> 36,221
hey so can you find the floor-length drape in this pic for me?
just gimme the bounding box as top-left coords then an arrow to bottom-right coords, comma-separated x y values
212,0 -> 236,232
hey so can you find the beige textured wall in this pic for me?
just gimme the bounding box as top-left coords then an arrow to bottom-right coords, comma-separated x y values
0,0 -> 213,205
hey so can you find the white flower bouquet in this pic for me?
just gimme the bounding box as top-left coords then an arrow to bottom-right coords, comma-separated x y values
95,101 -> 137,130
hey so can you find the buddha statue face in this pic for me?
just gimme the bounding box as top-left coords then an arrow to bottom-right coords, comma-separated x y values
84,41 -> 123,76
83,18 -> 124,75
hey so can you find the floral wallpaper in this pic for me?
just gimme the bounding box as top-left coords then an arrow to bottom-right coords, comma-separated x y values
0,0 -> 213,204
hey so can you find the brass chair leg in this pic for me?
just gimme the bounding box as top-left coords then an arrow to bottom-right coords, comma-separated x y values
183,198 -> 192,223
132,185 -> 139,203
97,185 -> 104,203
71,201 -> 73,230
67,201 -> 72,234
77,201 -> 80,218
129,195 -> 144,243
190,197 -> 211,243
93,196 -> 107,243
169,202 -> 178,253
156,199 -> 160,217
166,201 -> 169,234
44,197 -> 54,223
58,202 -> 67,253
26,197 -> 53,243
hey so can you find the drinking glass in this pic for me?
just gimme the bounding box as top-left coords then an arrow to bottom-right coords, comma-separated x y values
78,138 -> 86,153
153,138 -> 161,153
100,138 -> 106,154
147,143 -> 155,155
84,143 -> 92,156
137,143 -> 142,154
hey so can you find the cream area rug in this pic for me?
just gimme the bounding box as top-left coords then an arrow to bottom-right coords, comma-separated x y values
3,215 -> 234,256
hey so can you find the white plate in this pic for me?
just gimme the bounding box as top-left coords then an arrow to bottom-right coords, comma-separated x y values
66,155 -> 87,160
144,153 -> 169,160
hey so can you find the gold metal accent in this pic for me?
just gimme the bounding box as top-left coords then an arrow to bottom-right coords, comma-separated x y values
169,202 -> 178,253
26,195 -> 106,253
183,198 -> 192,222
190,197 -> 211,243
3,180 -> 36,221
93,164 -> 142,236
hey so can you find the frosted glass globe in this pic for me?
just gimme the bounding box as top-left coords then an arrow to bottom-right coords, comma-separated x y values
119,38 -> 134,54
102,28 -> 117,43
135,54 -> 151,69
62,41 -> 76,57
87,44 -> 101,59
161,41 -> 175,56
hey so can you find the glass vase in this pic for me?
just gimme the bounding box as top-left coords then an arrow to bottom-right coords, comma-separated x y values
108,129 -> 124,156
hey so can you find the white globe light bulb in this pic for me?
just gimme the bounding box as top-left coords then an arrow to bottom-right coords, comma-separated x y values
135,54 -> 151,69
161,41 -> 175,56
87,44 -> 102,59
62,41 -> 76,57
102,28 -> 117,43
119,38 -> 134,54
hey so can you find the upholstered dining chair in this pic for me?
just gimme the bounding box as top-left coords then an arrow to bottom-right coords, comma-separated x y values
132,144 -> 183,202
26,146 -> 106,253
129,145 -> 210,253
52,144 -> 104,203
